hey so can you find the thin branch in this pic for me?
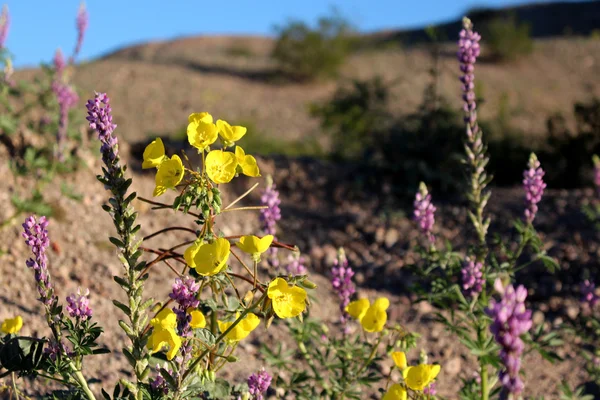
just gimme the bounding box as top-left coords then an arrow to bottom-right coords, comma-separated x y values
224,182 -> 259,210
143,226 -> 197,241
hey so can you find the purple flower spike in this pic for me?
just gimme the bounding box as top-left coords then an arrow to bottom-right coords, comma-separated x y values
86,92 -> 119,172
53,81 -> 79,160
260,175 -> 281,268
0,6 -> 9,49
170,277 -> 200,310
53,49 -> 65,79
248,368 -> 272,400
22,216 -> 56,306
331,248 -> 355,330
414,182 -> 436,244
461,256 -> 484,297
593,155 -> 600,197
424,383 -> 437,396
523,153 -> 546,224
486,279 -> 532,398
581,280 -> 599,308
458,17 -> 482,140
66,288 -> 92,320
73,3 -> 88,61
285,253 -> 307,276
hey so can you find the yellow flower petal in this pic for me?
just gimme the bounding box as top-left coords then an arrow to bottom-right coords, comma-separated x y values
392,351 -> 407,370
184,241 -> 202,269
205,150 -> 238,184
150,308 -> 178,331
382,384 -> 407,400
235,146 -> 261,177
153,155 -> 184,197
236,235 -> 273,260
345,298 -> 370,321
142,138 -> 167,169
1,316 -> 23,334
187,112 -> 218,152
360,303 -> 388,333
267,278 -> 307,319
192,237 -> 231,276
373,297 -> 390,311
217,119 -> 247,145
148,327 -> 182,360
189,309 -> 207,329
403,364 -> 441,391
218,313 -> 260,342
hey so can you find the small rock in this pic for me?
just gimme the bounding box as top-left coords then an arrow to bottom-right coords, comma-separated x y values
565,305 -> 580,320
445,357 -> 462,377
375,226 -> 386,244
533,310 -> 545,326
384,228 -> 400,248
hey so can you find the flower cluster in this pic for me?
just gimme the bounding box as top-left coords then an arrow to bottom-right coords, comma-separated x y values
247,368 -> 272,400
346,297 -> 389,332
383,351 -> 441,399
286,253 -> 307,275
486,279 -> 532,397
86,92 -> 119,172
458,17 -> 481,140
1,316 -> 22,334
22,216 -> 56,305
52,80 -> 79,160
170,277 -> 201,310
461,257 -> 484,297
523,153 -> 546,224
73,3 -> 88,61
66,288 -> 92,320
331,248 -> 355,327
414,182 -> 436,244
581,280 -> 599,308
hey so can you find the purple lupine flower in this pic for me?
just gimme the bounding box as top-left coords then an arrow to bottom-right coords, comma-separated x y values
150,367 -> 170,395
461,257 -> 484,297
72,3 -> 88,61
424,383 -> 437,396
414,182 -> 436,244
53,49 -> 66,79
0,6 -> 9,49
285,253 -> 307,276
170,277 -> 200,310
331,248 -> 355,329
22,216 -> 56,306
44,339 -> 73,362
260,176 -> 281,268
486,279 -> 532,398
86,92 -> 119,172
247,368 -> 272,400
523,153 -> 546,224
458,17 -> 482,140
66,288 -> 92,319
52,81 -> 79,161
593,155 -> 600,197
581,280 -> 599,308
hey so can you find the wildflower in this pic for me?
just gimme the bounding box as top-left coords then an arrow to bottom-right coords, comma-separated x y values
523,153 -> 546,224
235,146 -> 260,177
461,257 -> 484,297
0,6 -> 9,49
52,81 -> 79,161
236,235 -> 274,262
267,278 -> 307,319
218,312 -> 260,342
345,297 -> 389,333
593,155 -> 600,197
192,237 -> 231,276
205,149 -> 238,184
424,383 -> 437,396
486,278 -> 532,397
247,368 -> 272,400
1,316 -> 22,334
402,364 -> 441,391
581,280 -> 599,308
286,253 -> 307,275
414,182 -> 436,244
86,93 -> 119,173
153,155 -> 184,197
217,119 -> 247,147
44,339 -> 72,361
54,48 -> 65,78
189,310 -> 206,329
66,288 -> 92,320
331,248 -> 355,328
151,308 -> 178,331
143,138 -> 167,169
170,277 -> 200,310
187,112 -> 218,152
22,216 -> 56,305
260,176 -> 281,267
392,351 -> 407,370
382,384 -> 407,400
73,2 -> 88,61
149,308 -> 181,360
458,17 -> 481,140
150,369 -> 169,395
184,240 -> 202,269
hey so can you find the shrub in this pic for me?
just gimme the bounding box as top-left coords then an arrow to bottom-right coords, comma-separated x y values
483,15 -> 533,61
271,12 -> 354,81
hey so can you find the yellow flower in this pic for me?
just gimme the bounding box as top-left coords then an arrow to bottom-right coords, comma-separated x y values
267,278 -> 307,319
218,312 -> 260,342
236,235 -> 273,262
184,240 -> 202,269
392,351 -> 407,370
148,326 -> 182,360
189,309 -> 207,329
150,308 -> 178,331
235,146 -> 260,177
345,297 -> 389,332
192,237 -> 231,276
142,137 -> 167,169
1,316 -> 23,334
402,364 -> 441,391
217,119 -> 247,147
187,112 -> 218,152
382,384 -> 407,400
205,150 -> 238,184
153,155 -> 185,197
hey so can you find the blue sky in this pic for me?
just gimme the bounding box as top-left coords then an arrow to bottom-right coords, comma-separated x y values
1,0 -> 570,67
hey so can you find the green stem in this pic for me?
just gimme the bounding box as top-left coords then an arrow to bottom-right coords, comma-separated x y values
11,372 -> 19,400
355,334 -> 383,377
70,365 -> 96,400
480,363 -> 489,400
